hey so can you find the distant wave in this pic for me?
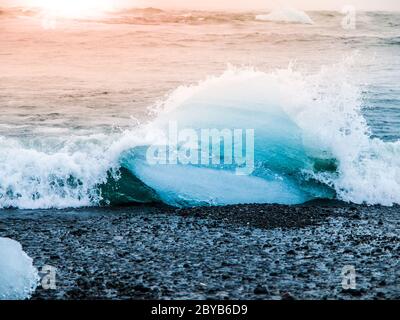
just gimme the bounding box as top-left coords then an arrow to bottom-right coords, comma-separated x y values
0,7 -> 35,16
256,8 -> 314,24
103,10 -> 252,25
385,36 -> 400,45
120,7 -> 165,15
0,6 -> 252,25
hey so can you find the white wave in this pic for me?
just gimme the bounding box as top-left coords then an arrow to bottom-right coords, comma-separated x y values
0,237 -> 39,300
0,132 -> 147,209
131,61 -> 400,206
1,60 -> 400,208
256,7 -> 314,24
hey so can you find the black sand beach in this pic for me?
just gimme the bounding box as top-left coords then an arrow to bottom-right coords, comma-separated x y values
0,203 -> 399,300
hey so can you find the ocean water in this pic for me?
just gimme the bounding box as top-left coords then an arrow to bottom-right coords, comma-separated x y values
0,8 -> 400,209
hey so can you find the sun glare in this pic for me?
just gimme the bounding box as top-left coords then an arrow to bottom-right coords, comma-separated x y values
32,0 -> 115,18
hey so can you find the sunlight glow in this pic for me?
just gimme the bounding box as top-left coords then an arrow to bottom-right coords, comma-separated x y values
32,0 -> 116,18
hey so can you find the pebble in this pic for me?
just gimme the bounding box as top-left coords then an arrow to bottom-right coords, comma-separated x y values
0,204 -> 398,300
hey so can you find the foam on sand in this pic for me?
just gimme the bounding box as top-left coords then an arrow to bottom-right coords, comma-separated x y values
1,60 -> 400,208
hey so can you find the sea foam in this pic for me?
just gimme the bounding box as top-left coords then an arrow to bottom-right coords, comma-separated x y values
1,61 -> 400,208
126,62 -> 400,207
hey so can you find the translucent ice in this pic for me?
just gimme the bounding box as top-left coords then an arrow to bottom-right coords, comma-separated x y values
0,237 -> 39,300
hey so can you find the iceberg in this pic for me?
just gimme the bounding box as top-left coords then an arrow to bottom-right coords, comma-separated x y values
0,237 -> 39,300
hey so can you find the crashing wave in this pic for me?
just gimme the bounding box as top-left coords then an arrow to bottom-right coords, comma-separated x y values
256,7 -> 314,24
1,61 -> 400,209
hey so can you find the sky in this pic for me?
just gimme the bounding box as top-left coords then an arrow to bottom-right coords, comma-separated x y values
2,0 -> 400,11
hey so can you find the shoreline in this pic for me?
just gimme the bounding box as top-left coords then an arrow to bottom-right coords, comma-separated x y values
1,203 -> 399,300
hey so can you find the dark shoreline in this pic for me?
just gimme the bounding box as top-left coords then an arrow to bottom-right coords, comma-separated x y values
0,203 -> 399,300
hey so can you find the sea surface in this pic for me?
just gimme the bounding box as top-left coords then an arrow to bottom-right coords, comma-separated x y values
0,7 -> 400,209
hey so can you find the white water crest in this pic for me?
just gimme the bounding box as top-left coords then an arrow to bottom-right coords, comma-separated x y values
256,7 -> 314,24
1,61 -> 400,208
